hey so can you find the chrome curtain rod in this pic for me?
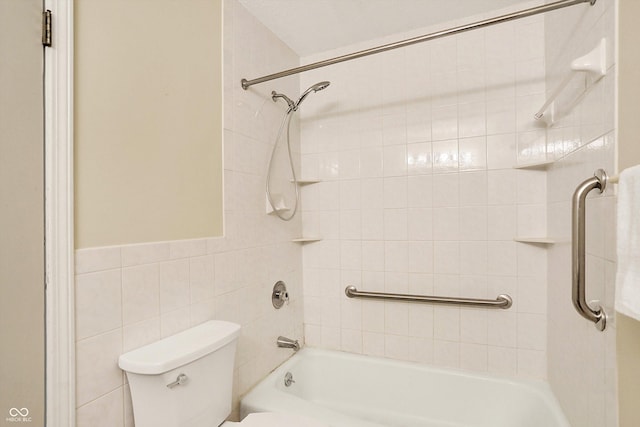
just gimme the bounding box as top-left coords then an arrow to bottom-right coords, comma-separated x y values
241,0 -> 595,90
345,286 -> 513,309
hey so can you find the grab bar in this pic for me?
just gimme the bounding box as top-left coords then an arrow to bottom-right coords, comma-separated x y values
571,169 -> 608,331
345,286 -> 512,309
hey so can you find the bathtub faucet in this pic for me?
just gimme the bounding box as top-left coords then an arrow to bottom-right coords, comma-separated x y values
277,336 -> 300,351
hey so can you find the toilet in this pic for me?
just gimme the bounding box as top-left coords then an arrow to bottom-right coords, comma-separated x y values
118,320 -> 326,427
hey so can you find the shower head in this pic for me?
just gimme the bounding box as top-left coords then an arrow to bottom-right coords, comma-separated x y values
271,81 -> 331,112
296,81 -> 331,108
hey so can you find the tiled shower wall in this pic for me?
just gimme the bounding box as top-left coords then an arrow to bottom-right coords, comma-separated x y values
73,2 -> 303,426
300,2 -> 550,378
544,1 -> 617,426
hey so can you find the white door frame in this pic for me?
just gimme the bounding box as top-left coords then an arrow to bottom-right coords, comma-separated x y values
44,1 -> 75,426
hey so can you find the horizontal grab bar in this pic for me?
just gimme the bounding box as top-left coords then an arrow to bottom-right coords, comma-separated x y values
344,286 -> 512,309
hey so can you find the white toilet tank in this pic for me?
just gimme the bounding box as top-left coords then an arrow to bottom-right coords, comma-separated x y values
119,320 -> 241,427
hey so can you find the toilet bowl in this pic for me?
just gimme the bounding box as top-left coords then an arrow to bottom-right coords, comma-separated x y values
118,320 -> 328,427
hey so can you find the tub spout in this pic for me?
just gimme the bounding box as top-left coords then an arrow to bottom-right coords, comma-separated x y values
277,336 -> 300,351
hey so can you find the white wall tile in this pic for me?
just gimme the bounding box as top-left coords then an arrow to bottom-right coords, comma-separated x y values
407,208 -> 433,241
76,270 -> 122,340
76,330 -> 123,407
460,343 -> 488,372
408,241 -> 434,274
487,346 -> 517,376
360,147 -> 384,177
383,145 -> 408,177
76,247 -> 121,274
362,332 -> 385,357
121,242 -> 170,267
123,318 -> 161,352
76,388 -> 124,427
433,207 -> 459,241
458,103 -> 486,139
407,175 -> 433,208
190,255 -> 215,302
431,139 -> 458,171
385,334 -> 410,360
159,259 -> 190,313
487,311 -> 517,348
432,174 -> 459,207
487,170 -> 517,205
299,4 -> 548,381
517,313 -> 546,351
341,329 -> 363,353
433,340 -> 460,369
407,142 -> 433,174
486,99 -> 516,136
362,301 -> 385,333
122,264 -> 160,325
459,137 -> 487,171
160,307 -> 191,338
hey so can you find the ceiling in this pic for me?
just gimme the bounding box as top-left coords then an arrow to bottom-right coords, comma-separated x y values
238,0 -> 538,57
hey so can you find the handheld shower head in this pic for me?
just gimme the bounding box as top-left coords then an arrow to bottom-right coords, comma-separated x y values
296,81 -> 331,108
271,81 -> 331,112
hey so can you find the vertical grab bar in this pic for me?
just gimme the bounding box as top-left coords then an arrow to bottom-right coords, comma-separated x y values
571,169 -> 608,331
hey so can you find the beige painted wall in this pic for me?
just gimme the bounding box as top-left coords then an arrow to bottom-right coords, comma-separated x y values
617,0 -> 640,425
0,1 -> 45,425
75,0 -> 223,248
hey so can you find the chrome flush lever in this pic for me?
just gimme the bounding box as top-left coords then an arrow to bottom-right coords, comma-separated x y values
166,373 -> 188,389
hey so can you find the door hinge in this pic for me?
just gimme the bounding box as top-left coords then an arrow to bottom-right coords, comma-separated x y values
42,10 -> 52,47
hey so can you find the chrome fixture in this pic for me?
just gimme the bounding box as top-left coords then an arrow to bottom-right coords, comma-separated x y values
284,372 -> 295,387
277,336 -> 300,351
271,92 -> 296,111
241,0 -> 596,89
271,81 -> 330,113
272,281 -> 289,309
266,81 -> 330,221
345,286 -> 512,309
571,169 -> 608,331
166,373 -> 188,389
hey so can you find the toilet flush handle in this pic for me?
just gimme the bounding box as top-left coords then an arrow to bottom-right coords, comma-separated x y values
166,373 -> 188,389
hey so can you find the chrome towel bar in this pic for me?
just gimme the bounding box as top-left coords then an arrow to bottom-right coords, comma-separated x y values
571,169 -> 608,331
345,286 -> 512,309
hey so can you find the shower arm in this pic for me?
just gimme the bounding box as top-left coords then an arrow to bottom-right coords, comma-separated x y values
241,0 -> 596,90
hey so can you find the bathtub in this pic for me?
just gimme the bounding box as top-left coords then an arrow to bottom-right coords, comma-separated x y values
240,348 -> 570,427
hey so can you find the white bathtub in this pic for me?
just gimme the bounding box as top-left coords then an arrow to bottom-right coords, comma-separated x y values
240,348 -> 570,427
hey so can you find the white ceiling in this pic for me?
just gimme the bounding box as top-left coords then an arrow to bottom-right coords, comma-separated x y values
238,0 -> 537,57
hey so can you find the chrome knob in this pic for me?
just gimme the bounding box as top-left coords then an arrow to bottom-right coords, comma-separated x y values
272,281 -> 289,309
284,372 -> 295,387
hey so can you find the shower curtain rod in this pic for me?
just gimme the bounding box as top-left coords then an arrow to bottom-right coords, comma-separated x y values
241,0 -> 596,90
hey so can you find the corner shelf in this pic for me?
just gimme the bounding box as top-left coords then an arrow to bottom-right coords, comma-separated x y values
513,160 -> 555,170
291,179 -> 321,186
514,237 -> 556,244
291,237 -> 322,244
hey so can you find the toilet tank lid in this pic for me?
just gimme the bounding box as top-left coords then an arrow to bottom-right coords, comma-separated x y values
118,320 -> 241,375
